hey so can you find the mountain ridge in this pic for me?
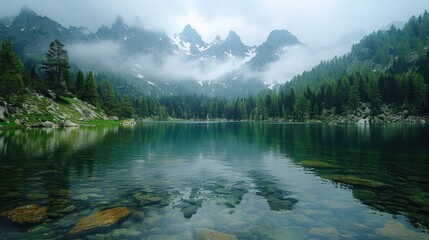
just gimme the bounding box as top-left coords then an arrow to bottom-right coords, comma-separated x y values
0,6 -> 305,98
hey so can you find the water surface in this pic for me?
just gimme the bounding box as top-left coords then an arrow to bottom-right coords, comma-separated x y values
0,122 -> 428,239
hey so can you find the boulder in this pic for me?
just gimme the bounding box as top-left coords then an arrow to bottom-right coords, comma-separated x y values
58,120 -> 79,128
122,118 -> 136,125
28,121 -> 59,128
0,100 -> 8,122
68,207 -> 130,234
328,175 -> 386,188
0,204 -> 48,224
357,118 -> 369,125
375,220 -> 428,239
300,160 -> 340,168
46,90 -> 56,99
134,193 -> 162,206
107,116 -> 119,121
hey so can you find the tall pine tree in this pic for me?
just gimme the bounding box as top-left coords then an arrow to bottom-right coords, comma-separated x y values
0,40 -> 24,103
75,70 -> 84,98
42,39 -> 70,96
82,71 -> 100,107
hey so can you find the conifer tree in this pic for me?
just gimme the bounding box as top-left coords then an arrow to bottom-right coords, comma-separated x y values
0,40 -> 24,102
42,39 -> 70,96
75,70 -> 84,98
82,71 -> 99,107
121,94 -> 135,118
100,80 -> 117,115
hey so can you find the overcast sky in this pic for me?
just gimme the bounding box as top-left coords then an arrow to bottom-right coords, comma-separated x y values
1,0 -> 429,47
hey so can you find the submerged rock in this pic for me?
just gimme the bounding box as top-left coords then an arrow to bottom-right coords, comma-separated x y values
308,227 -> 339,237
68,206 -> 130,234
375,220 -> 429,239
0,204 -> 48,224
197,228 -> 238,240
328,175 -> 387,188
300,160 -> 340,168
134,193 -> 162,206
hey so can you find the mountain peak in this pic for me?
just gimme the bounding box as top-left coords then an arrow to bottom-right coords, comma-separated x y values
115,15 -> 125,25
266,29 -> 300,45
19,5 -> 37,16
180,24 -> 205,46
132,16 -> 143,29
226,30 -> 242,43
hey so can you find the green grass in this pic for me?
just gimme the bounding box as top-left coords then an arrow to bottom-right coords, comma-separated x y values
83,119 -> 121,126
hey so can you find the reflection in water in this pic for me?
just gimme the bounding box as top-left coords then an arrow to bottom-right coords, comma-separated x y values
0,122 -> 428,239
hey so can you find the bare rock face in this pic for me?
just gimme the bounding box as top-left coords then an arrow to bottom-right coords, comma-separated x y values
0,100 -> 8,122
68,207 -> 130,235
0,204 -> 48,224
58,120 -> 79,127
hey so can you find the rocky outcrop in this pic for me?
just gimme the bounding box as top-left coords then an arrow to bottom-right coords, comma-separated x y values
27,121 -> 59,128
325,103 -> 428,124
122,118 -> 136,125
57,120 -> 79,127
0,204 -> 48,224
1,91 -> 109,127
0,100 -> 8,122
68,207 -> 130,234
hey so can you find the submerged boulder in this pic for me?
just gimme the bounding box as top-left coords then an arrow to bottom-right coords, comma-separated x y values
134,193 -> 162,206
197,228 -> 238,240
0,204 -> 48,224
300,160 -> 340,168
68,207 -> 130,234
375,220 -> 429,239
328,175 -> 386,188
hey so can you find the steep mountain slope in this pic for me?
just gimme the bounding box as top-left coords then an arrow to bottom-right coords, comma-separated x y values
0,6 -> 307,98
248,29 -> 301,70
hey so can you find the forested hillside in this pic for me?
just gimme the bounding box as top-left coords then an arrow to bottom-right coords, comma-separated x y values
1,11 -> 429,125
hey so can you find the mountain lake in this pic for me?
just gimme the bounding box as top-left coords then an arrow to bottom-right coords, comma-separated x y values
0,122 -> 428,239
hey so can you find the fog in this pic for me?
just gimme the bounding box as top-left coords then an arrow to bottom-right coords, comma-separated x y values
68,41 -> 250,82
257,44 -> 352,84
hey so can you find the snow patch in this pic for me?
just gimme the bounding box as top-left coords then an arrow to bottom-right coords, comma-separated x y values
136,73 -> 145,79
147,80 -> 157,86
20,27 -> 25,31
169,35 -> 191,54
133,63 -> 143,69
243,48 -> 256,63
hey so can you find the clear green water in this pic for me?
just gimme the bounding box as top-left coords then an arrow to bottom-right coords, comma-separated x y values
0,122 -> 429,239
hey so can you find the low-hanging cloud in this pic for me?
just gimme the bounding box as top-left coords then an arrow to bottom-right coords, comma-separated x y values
67,40 -> 248,83
67,41 -> 123,70
256,44 -> 352,85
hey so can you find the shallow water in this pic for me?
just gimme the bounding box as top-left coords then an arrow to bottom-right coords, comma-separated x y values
0,122 -> 428,239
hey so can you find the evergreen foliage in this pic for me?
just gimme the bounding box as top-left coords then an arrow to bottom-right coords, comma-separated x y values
0,40 -> 24,103
41,39 -> 70,96
81,71 -> 100,107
